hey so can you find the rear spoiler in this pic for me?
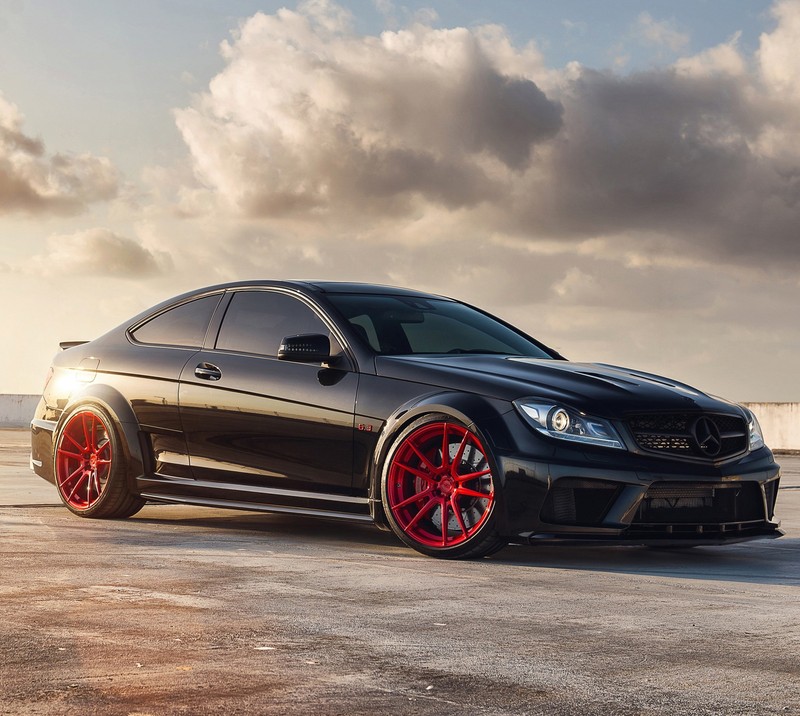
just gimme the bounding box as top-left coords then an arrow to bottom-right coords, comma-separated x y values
59,341 -> 89,351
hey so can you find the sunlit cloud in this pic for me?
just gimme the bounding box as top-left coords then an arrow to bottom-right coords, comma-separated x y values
169,0 -> 800,275
30,228 -> 169,278
0,91 -> 118,216
174,3 -> 562,219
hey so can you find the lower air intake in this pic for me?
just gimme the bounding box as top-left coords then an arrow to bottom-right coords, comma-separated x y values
628,481 -> 767,537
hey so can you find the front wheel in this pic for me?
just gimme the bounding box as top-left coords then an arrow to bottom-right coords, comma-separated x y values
54,405 -> 146,519
381,415 -> 506,559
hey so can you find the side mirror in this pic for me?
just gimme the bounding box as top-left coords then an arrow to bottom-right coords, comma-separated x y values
278,334 -> 331,364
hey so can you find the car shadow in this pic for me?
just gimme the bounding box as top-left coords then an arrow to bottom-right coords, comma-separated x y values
492,537 -> 800,587
129,503 -> 404,548
127,503 -> 800,588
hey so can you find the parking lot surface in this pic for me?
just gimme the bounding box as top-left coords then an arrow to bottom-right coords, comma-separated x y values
1,429 -> 798,715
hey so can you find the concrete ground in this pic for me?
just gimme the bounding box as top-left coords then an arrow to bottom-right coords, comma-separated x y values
1,428 -> 798,715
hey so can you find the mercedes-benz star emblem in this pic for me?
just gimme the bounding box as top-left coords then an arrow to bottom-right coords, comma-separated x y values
692,416 -> 722,457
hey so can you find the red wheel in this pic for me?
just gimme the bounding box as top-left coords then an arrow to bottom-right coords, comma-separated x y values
54,405 -> 145,518
56,410 -> 113,510
382,416 -> 505,558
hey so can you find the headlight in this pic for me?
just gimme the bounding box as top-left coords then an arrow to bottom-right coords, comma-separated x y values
513,399 -> 626,450
742,407 -> 765,451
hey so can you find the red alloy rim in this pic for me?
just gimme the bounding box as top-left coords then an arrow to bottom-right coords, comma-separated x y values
55,411 -> 113,510
387,422 -> 495,548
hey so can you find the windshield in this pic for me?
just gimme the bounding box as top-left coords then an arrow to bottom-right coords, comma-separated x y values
326,294 -> 555,358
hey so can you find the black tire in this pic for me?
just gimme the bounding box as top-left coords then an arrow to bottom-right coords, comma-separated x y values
381,413 -> 507,559
53,404 -> 146,519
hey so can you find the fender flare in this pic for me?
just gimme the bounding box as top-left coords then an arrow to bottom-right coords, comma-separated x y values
58,383 -> 147,492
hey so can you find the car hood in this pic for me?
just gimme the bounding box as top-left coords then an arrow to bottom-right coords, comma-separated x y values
375,355 -> 741,417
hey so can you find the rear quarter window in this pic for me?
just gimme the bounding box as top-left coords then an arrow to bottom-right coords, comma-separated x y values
130,294 -> 222,348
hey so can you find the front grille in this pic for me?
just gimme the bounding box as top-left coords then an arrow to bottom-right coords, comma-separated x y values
628,481 -> 766,537
636,435 -> 693,452
628,412 -> 748,461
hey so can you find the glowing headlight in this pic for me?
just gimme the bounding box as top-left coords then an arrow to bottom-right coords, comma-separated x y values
742,407 -> 765,451
551,408 -> 570,432
513,399 -> 626,450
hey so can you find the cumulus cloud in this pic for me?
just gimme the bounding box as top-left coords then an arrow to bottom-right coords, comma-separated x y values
509,23 -> 800,266
758,0 -> 800,101
507,70 -> 767,250
169,0 -> 800,274
174,1 -> 562,218
0,92 -> 119,216
674,32 -> 745,77
33,228 -> 168,278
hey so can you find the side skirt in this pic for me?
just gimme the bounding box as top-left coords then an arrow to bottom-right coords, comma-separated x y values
139,492 -> 374,523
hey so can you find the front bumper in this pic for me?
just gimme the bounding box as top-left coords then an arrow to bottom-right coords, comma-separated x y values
496,445 -> 782,545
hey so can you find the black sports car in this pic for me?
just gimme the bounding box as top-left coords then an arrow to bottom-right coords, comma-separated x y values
30,281 -> 782,558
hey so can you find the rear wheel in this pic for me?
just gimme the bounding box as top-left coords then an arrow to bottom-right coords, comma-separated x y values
54,405 -> 145,519
381,414 -> 506,559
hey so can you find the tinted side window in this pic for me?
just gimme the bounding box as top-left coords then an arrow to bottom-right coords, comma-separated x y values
216,291 -> 329,357
132,294 -> 221,348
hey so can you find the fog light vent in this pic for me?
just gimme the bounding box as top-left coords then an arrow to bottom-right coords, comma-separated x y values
541,479 -> 621,526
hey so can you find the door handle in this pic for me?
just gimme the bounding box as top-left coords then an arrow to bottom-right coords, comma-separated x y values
195,363 -> 222,381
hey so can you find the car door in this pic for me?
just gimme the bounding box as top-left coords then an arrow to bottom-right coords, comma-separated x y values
178,289 -> 358,495
122,292 -> 225,480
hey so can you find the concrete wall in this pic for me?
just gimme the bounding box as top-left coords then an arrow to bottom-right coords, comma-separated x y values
0,395 -> 40,428
742,403 -> 800,453
1,394 -> 798,450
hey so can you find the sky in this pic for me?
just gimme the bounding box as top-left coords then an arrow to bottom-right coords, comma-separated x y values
1,0 -> 798,401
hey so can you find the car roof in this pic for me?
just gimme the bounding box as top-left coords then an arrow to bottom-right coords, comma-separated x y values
300,281 -> 446,298
181,280 -> 448,299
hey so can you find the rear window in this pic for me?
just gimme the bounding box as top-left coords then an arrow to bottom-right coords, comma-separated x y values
131,294 -> 222,348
